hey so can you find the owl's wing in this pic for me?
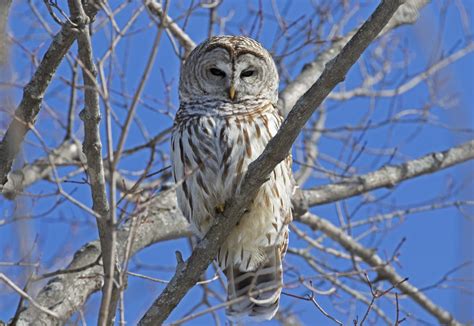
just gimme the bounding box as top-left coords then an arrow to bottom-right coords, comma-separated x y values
171,125 -> 192,226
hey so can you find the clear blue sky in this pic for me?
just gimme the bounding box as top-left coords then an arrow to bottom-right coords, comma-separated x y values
1,1 -> 473,325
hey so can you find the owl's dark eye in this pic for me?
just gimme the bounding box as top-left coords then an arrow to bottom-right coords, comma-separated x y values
210,68 -> 226,77
240,70 -> 255,78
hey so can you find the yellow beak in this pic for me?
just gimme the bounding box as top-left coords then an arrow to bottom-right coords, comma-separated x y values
228,85 -> 236,101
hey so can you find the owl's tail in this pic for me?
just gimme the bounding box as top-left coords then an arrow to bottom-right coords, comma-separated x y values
225,247 -> 283,321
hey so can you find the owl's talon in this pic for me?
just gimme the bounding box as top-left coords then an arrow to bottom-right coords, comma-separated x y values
215,203 -> 225,214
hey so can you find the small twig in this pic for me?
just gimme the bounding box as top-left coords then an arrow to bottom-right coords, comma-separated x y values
394,293 -> 406,325
283,282 -> 343,326
145,0 -> 196,59
127,270 -> 219,286
360,273 -> 408,325
0,273 -> 61,320
43,0 -> 79,26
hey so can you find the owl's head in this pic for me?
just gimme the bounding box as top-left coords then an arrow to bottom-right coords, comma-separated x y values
179,35 -> 279,105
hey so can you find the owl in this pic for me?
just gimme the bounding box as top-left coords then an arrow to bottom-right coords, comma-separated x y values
171,35 -> 293,321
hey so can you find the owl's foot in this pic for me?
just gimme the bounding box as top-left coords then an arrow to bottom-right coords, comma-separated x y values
215,203 -> 225,214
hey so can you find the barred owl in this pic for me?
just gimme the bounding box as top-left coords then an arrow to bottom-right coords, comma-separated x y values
171,35 -> 293,321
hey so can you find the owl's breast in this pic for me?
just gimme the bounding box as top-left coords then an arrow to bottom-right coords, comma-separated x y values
171,103 -> 284,236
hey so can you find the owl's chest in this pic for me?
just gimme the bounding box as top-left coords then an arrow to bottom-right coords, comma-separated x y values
174,110 -> 279,197
171,108 -> 284,234
191,115 -> 248,172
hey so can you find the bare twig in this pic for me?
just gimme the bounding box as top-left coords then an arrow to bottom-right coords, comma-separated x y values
145,0 -> 196,58
112,13 -> 166,170
277,0 -> 431,116
359,273 -> 408,325
283,285 -> 343,325
298,212 -> 461,325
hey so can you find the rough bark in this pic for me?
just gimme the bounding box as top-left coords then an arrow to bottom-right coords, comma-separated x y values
14,190 -> 191,325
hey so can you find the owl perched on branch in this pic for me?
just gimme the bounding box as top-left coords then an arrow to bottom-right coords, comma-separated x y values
171,35 -> 293,321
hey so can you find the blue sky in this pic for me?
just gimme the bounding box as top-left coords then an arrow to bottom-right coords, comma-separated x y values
1,1 -> 473,325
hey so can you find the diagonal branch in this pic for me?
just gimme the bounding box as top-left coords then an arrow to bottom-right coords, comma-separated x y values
138,1 -> 406,324
0,3 -> 99,186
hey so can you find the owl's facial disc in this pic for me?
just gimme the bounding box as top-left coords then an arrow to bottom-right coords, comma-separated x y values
182,42 -> 278,104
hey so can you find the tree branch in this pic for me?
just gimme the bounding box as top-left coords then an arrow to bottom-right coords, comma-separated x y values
14,190 -> 191,325
0,3 -> 99,186
1,140 -> 82,199
305,139 -> 474,207
0,273 -> 60,321
11,140 -> 471,324
145,0 -> 196,59
297,212 -> 462,326
277,0 -> 430,116
138,1 -> 406,324
70,0 -> 116,324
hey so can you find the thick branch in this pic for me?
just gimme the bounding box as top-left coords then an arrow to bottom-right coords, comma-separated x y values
0,3 -> 99,186
306,139 -> 474,207
1,140 -> 82,199
0,140 -> 160,202
138,1 -> 405,324
14,190 -> 191,325
298,212 -> 462,326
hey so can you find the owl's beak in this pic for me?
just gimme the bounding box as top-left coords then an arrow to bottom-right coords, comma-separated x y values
228,85 -> 236,101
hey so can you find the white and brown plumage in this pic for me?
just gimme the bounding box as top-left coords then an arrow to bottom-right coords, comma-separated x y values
171,35 -> 293,321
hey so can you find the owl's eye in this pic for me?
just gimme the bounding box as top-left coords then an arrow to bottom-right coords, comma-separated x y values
240,70 -> 255,78
209,68 -> 226,77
